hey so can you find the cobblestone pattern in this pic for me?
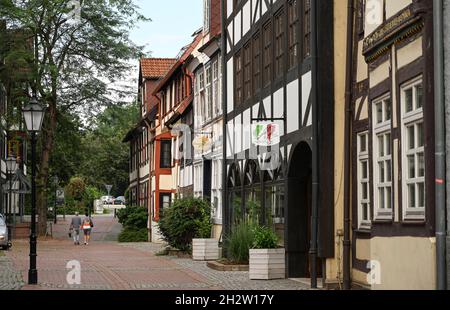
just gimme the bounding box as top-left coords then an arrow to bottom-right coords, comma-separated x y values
122,243 -> 311,291
2,216 -> 312,291
0,255 -> 25,290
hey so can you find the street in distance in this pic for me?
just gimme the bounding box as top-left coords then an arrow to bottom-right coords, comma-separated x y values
175,294 -> 275,307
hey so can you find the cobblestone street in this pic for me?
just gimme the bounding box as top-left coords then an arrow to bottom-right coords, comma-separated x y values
0,215 -> 310,290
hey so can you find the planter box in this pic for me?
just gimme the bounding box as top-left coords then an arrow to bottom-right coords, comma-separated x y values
192,239 -> 220,261
249,248 -> 286,280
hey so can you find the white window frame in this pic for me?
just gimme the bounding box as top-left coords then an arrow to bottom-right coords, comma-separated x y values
205,64 -> 212,121
212,57 -> 222,118
372,93 -> 393,220
358,132 -> 371,229
401,77 -> 425,220
211,158 -> 223,221
194,163 -> 203,198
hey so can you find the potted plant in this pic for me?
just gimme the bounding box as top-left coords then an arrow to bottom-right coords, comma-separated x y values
249,226 -> 285,280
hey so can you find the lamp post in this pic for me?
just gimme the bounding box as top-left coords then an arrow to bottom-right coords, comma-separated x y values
22,97 -> 45,285
6,156 -> 18,241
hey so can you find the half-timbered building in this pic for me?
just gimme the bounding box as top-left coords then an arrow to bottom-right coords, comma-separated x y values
222,0 -> 335,282
347,0 -> 436,289
124,58 -> 175,207
189,0 -> 224,239
151,33 -> 203,242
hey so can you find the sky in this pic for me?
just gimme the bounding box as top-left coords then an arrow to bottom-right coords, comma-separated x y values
111,0 -> 203,99
130,0 -> 204,58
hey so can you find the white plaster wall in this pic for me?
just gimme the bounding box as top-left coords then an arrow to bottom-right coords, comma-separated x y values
243,1 -> 251,37
386,0 -> 412,19
287,79 -> 300,134
371,237 -> 436,290
227,59 -> 234,113
302,71 -> 312,126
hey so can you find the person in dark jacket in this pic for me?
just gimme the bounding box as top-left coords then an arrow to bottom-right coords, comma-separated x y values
70,212 -> 82,245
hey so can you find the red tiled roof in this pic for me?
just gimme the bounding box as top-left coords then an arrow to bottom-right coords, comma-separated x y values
140,58 -> 176,79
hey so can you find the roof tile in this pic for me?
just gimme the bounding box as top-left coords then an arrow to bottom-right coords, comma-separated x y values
140,58 -> 176,79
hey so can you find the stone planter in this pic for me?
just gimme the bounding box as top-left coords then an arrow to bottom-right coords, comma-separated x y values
249,248 -> 286,280
192,239 -> 220,261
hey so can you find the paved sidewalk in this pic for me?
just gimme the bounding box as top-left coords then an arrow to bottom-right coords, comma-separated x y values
0,215 -> 310,291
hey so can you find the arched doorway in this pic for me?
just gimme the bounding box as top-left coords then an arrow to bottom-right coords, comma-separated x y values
286,141 -> 321,278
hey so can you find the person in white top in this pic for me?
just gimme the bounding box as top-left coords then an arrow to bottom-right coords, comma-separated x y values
81,213 -> 94,245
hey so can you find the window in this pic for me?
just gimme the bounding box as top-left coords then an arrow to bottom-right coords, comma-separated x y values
288,0 -> 299,69
263,22 -> 272,87
194,164 -> 203,198
212,57 -> 222,117
206,65 -> 213,120
274,10 -> 285,78
303,0 -> 311,58
211,159 -> 222,220
160,193 -> 172,214
160,139 -> 172,168
372,95 -> 392,220
358,132 -> 371,229
235,51 -> 243,105
196,69 -> 206,125
243,43 -> 252,101
401,78 -> 425,220
253,33 -> 261,93
203,0 -> 210,33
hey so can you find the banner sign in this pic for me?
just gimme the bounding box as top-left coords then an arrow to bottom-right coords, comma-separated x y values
252,123 -> 280,147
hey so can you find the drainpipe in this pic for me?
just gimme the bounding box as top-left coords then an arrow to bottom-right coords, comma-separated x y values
343,0 -> 355,290
434,0 -> 447,291
221,0 -> 229,241
310,0 -> 319,289
144,118 -> 153,243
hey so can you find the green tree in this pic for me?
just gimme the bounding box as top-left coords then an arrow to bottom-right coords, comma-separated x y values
0,0 -> 147,234
79,103 -> 139,196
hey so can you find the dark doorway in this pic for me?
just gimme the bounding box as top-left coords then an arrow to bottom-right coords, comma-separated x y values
286,142 -> 321,278
203,159 -> 212,200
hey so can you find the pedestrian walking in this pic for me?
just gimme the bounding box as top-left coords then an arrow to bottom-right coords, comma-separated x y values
70,212 -> 82,245
82,213 -> 94,245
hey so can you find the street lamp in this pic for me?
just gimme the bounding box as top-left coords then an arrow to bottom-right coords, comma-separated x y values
5,156 -> 18,242
22,97 -> 45,285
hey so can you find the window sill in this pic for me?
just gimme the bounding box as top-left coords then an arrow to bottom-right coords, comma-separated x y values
401,220 -> 426,226
354,228 -> 372,235
372,217 -> 393,224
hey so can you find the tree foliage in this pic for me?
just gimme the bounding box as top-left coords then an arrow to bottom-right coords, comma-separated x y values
0,0 -> 147,234
79,103 -> 139,196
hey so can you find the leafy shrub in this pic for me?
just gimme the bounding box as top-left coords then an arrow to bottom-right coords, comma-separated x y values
116,206 -> 148,243
224,222 -> 255,263
252,226 -> 278,249
117,206 -> 148,229
158,197 -> 212,252
118,228 -> 148,243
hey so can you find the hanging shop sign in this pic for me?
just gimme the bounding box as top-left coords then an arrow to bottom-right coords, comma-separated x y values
251,123 -> 280,147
